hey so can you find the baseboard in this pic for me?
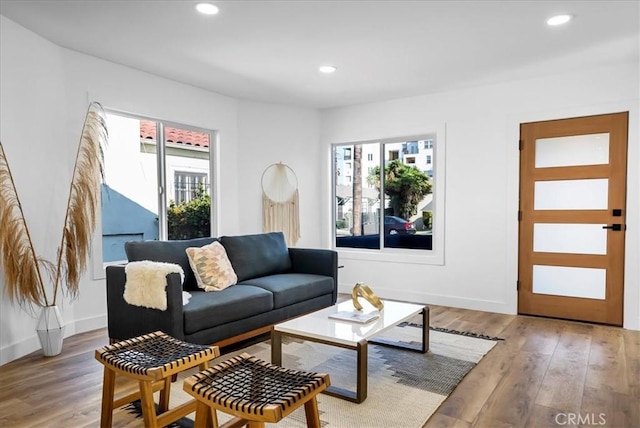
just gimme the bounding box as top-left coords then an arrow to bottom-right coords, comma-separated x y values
0,334 -> 41,366
338,282 -> 515,315
629,316 -> 640,331
70,314 -> 107,336
0,314 -> 107,366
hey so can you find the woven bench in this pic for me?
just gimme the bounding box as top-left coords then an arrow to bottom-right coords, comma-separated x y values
95,331 -> 219,428
183,353 -> 330,428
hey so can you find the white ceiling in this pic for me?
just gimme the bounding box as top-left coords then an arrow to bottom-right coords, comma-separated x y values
1,1 -> 638,109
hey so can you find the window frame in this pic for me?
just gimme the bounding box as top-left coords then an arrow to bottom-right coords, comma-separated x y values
91,109 -> 218,279
331,128 -> 446,265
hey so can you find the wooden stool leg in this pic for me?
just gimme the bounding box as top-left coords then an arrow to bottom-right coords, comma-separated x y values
304,396 -> 321,428
139,380 -> 159,428
100,368 -> 116,428
158,377 -> 171,413
194,400 -> 214,427
247,422 -> 265,428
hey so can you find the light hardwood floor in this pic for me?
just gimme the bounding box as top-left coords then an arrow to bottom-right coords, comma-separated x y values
1,305 -> 638,427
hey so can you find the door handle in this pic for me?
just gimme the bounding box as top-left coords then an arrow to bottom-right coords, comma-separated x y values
602,224 -> 623,231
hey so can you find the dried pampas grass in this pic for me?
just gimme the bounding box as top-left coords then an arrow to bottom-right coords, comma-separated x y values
0,102 -> 107,308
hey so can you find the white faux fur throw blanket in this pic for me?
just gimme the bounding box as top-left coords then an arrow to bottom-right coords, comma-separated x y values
124,261 -> 188,310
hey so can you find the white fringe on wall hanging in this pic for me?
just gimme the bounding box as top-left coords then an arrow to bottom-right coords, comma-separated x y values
261,162 -> 300,246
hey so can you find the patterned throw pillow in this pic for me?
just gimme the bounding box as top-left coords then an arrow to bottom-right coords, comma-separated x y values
185,241 -> 238,291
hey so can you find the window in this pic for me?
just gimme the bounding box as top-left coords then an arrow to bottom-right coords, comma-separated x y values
101,112 -> 215,263
333,135 -> 441,253
406,141 -> 419,154
174,171 -> 209,204
424,140 -> 434,149
426,154 -> 432,165
367,153 -> 373,161
344,148 -> 352,159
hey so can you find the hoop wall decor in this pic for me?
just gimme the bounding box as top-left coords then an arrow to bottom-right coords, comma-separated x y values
261,162 -> 300,246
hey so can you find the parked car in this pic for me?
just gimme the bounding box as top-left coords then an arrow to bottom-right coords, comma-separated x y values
384,216 -> 416,235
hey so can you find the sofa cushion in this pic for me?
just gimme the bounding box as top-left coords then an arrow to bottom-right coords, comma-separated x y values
125,237 -> 217,291
239,273 -> 334,309
186,241 -> 237,291
183,285 -> 273,335
221,232 -> 292,282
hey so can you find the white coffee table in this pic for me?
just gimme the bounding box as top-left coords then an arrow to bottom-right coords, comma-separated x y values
271,299 -> 429,403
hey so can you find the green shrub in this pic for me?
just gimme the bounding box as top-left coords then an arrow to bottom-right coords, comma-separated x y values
336,219 -> 348,229
168,190 -> 211,240
422,210 -> 433,230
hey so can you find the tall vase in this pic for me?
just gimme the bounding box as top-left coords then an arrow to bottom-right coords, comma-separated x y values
36,305 -> 65,356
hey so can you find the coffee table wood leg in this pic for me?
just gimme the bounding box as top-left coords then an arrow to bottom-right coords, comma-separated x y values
422,306 -> 430,352
271,330 -> 282,366
356,339 -> 368,403
369,306 -> 430,354
272,332 -> 369,403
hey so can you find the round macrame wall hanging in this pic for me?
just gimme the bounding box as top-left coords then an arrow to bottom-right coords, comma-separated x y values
261,163 -> 300,246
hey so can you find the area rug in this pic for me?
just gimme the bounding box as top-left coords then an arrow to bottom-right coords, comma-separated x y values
125,324 -> 498,428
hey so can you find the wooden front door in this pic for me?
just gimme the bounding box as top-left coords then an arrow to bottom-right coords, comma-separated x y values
518,112 -> 628,325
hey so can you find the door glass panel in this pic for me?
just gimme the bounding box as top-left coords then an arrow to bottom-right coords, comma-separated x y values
535,133 -> 609,168
533,223 -> 607,255
533,265 -> 606,300
534,179 -> 608,210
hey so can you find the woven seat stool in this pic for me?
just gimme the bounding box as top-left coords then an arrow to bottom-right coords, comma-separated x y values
95,331 -> 219,428
183,353 -> 330,428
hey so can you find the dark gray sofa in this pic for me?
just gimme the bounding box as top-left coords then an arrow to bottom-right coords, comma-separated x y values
105,232 -> 338,345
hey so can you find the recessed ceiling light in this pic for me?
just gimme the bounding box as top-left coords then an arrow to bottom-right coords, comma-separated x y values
319,65 -> 337,74
196,3 -> 219,15
547,14 -> 572,26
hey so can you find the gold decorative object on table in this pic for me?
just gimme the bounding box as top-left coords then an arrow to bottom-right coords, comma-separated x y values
352,282 -> 384,311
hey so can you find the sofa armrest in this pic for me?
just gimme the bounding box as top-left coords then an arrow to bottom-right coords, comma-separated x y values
289,248 -> 338,304
106,265 -> 186,341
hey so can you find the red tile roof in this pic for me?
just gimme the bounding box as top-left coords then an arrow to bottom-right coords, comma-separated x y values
140,120 -> 209,148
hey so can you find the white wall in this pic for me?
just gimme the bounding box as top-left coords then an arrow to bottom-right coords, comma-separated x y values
321,61 -> 640,329
0,16 -> 69,365
0,16 -> 320,364
237,101 -> 321,248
